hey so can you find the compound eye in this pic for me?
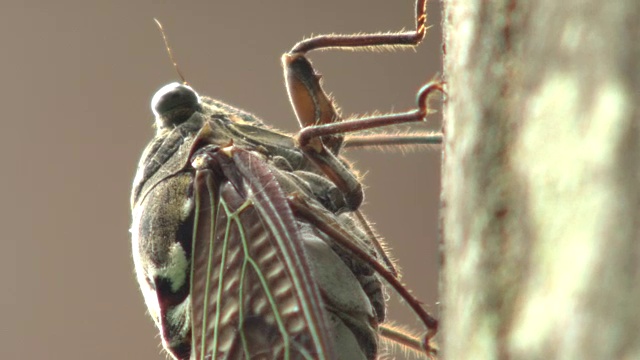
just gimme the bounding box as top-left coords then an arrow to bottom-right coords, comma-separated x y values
151,82 -> 200,128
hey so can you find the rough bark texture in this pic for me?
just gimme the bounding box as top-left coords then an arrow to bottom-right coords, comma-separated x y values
441,1 -> 640,359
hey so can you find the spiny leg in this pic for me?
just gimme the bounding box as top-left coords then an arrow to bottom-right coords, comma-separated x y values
297,82 -> 445,148
282,1 -> 442,312
288,193 -> 438,357
282,0 -> 438,211
293,81 -> 444,213
379,325 -> 437,360
342,132 -> 443,150
289,0 -> 428,54
340,80 -> 446,150
282,7 -> 441,352
284,0 -> 429,136
291,81 -> 445,279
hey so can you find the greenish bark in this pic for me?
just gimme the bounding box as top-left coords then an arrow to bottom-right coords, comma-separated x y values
441,1 -> 640,358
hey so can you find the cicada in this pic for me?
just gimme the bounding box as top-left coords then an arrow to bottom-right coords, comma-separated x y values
130,1 -> 442,359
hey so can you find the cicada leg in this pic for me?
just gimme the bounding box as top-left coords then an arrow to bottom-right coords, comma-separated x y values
297,82 -> 445,148
291,80 -> 445,279
281,1 -> 442,356
283,0 -> 443,210
288,193 -> 438,358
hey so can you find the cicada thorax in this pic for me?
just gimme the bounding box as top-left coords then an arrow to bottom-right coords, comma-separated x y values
131,83 -> 389,360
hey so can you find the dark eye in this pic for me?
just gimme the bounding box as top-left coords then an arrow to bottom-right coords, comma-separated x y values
151,82 -> 200,128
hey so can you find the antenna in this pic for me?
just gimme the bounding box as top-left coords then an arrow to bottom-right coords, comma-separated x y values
154,18 -> 187,85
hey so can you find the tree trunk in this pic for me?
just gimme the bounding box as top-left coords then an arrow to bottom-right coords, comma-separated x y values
441,1 -> 640,359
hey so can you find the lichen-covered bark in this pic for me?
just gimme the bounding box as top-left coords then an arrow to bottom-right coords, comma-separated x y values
441,1 -> 640,359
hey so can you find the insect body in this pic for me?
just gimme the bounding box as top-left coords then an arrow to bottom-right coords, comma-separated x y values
130,1 -> 440,359
132,82 -> 387,359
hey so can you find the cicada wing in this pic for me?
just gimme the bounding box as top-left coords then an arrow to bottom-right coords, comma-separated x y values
189,147 -> 336,360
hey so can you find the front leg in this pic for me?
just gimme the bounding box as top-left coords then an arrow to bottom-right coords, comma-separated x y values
282,0 -> 442,211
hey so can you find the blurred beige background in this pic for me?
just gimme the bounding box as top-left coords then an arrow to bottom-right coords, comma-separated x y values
1,1 -> 442,359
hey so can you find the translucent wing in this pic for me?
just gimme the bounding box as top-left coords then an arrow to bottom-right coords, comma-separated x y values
189,144 -> 379,360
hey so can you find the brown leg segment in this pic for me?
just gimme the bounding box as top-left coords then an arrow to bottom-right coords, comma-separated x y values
281,0 -> 439,208
288,193 -> 438,357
